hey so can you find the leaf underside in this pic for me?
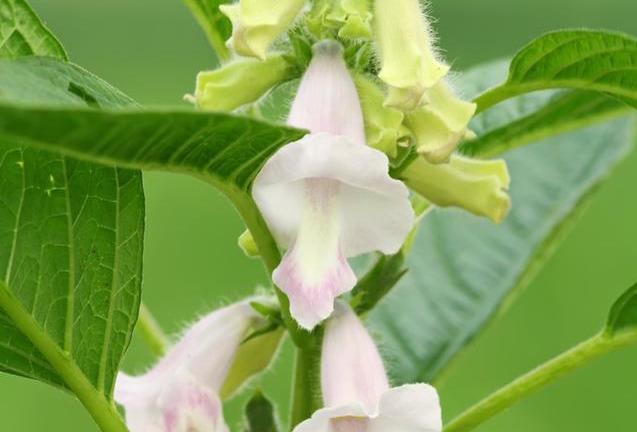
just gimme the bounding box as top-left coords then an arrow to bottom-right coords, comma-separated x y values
0,0 -> 66,59
0,57 -> 307,194
0,0 -> 144,400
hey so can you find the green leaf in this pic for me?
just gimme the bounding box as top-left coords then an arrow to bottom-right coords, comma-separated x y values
244,391 -> 279,432
0,0 -> 67,59
351,252 -> 407,315
474,30 -> 637,112
0,4 -> 142,431
0,57 -> 306,195
0,55 -> 309,347
368,59 -> 636,385
461,90 -> 628,158
183,0 -> 232,61
0,62 -> 144,397
606,282 -> 637,337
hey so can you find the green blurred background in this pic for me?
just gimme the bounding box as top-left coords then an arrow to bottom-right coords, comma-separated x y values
1,0 -> 636,430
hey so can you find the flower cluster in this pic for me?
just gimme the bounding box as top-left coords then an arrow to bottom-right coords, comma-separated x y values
120,1 -> 515,430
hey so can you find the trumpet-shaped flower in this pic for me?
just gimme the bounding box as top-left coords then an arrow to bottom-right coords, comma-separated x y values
374,0 -> 449,110
295,302 -> 442,432
401,154 -> 511,223
221,0 -> 306,60
252,41 -> 414,330
114,301 -> 282,432
405,81 -> 477,164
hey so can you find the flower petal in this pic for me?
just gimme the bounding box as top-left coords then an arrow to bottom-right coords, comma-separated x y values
114,300 -> 281,431
157,372 -> 229,432
288,40 -> 366,145
115,371 -> 230,432
149,301 -> 258,392
253,133 -> 414,256
321,303 -> 390,414
369,384 -> 442,432
273,180 -> 357,330
294,404 -> 368,432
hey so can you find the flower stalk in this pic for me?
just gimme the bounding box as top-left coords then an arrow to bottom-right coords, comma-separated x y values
290,336 -> 323,428
444,330 -> 637,432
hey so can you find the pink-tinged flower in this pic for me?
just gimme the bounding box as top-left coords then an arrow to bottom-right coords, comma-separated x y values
114,301 -> 280,432
295,302 -> 442,432
252,41 -> 414,330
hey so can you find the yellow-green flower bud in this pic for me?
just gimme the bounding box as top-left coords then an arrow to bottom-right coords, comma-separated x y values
307,0 -> 372,39
374,0 -> 449,110
195,55 -> 291,112
238,229 -> 260,258
220,326 -> 284,398
220,0 -> 306,60
405,81 -> 477,163
354,74 -> 405,157
330,0 -> 372,39
401,154 -> 511,223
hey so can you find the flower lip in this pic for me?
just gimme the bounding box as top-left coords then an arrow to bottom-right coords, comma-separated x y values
252,132 -> 414,257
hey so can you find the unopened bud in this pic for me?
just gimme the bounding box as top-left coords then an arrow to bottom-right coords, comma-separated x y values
374,0 -> 449,110
405,81 -> 477,163
221,0 -> 306,60
354,74 -> 405,157
402,154 -> 511,223
195,55 -> 291,112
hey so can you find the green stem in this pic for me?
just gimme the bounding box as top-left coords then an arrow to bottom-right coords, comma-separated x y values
182,0 -> 230,62
0,283 -> 128,432
137,303 -> 170,357
290,337 -> 322,429
444,331 -> 637,432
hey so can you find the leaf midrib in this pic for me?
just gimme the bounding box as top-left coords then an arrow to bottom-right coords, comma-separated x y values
97,169 -> 121,395
3,147 -> 24,283
61,157 -> 76,353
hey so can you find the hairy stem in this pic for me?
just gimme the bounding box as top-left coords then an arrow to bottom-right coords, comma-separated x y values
137,303 -> 170,357
290,337 -> 322,429
444,331 -> 637,432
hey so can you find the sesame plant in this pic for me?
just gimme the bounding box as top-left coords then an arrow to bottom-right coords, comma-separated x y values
0,0 -> 636,431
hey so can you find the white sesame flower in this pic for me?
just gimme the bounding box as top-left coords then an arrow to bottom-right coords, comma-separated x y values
253,41 -> 414,330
